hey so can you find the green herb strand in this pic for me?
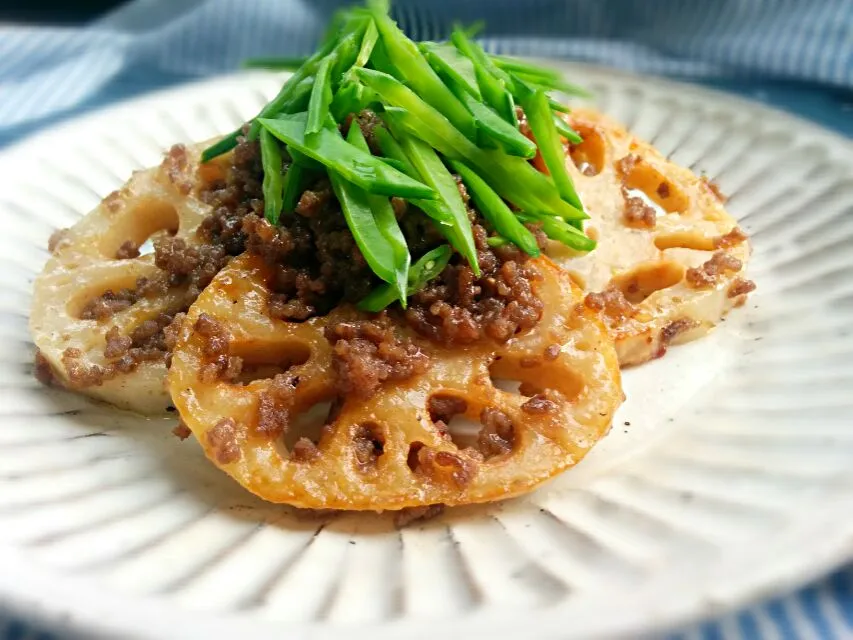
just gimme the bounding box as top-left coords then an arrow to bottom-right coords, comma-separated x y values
520,89 -> 583,210
258,113 -> 436,199
306,56 -> 335,135
359,244 -> 452,312
259,129 -> 285,224
448,159 -> 540,257
517,211 -> 595,252
347,123 -> 410,305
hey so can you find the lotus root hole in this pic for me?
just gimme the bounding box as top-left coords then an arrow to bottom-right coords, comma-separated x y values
428,393 -> 469,428
68,275 -> 143,320
407,442 -> 425,473
654,231 -> 716,251
427,391 -> 519,461
489,359 -> 583,401
620,162 -> 689,214
233,341 -> 311,385
352,422 -> 385,471
282,400 -> 332,460
98,198 -> 179,259
611,260 -> 685,304
568,124 -> 606,176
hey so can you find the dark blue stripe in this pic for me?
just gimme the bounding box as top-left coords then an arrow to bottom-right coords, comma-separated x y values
766,598 -> 800,640
828,570 -> 853,629
800,585 -> 837,639
736,610 -> 764,640
699,620 -> 725,640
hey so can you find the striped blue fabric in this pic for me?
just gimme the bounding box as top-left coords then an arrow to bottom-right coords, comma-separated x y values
0,1 -> 852,638
0,0 -> 851,146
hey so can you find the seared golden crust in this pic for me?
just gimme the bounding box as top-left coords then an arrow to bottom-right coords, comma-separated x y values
29,143 -> 218,413
168,253 -> 622,510
552,109 -> 754,366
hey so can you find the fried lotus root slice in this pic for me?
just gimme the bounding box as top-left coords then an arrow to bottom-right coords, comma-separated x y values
551,108 -> 755,366
168,253 -> 622,510
30,142 -> 221,413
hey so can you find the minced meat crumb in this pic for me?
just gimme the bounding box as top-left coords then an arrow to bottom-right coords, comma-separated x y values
206,417 -> 241,464
657,318 -> 699,358
622,189 -> 657,229
324,316 -> 429,399
115,240 -> 140,260
194,313 -> 242,383
172,420 -> 192,440
702,176 -> 727,202
428,395 -> 468,426
714,227 -> 748,249
728,277 -> 757,298
394,504 -> 445,528
685,251 -> 743,289
34,349 -> 55,386
478,407 -> 514,458
521,394 -> 558,414
584,287 -> 635,321
406,225 -> 543,345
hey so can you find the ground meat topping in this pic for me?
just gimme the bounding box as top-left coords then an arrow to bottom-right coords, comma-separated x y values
584,287 -> 636,321
194,312 -> 242,383
615,154 -> 640,176
70,110 -> 550,390
61,348 -> 107,387
406,224 -> 543,345
34,349 -> 56,386
295,184 -> 331,218
48,228 -> 71,254
701,176 -> 727,202
622,189 -> 657,229
352,423 -> 385,470
325,317 -> 429,399
104,326 -> 133,359
115,240 -> 140,260
58,311 -> 181,389
521,394 -> 558,414
394,504 -> 445,528
428,395 -> 468,428
162,144 -> 193,195
713,226 -> 748,249
685,251 -> 743,289
728,277 -> 757,299
657,318 -> 699,358
172,420 -> 192,440
478,407 -> 515,458
290,437 -> 320,462
256,373 -> 298,436
206,417 -> 241,464
80,286 -> 138,321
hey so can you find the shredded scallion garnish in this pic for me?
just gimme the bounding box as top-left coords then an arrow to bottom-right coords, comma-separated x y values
202,0 -> 595,311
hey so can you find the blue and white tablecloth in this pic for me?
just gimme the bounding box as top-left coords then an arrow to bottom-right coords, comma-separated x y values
0,1 -> 851,638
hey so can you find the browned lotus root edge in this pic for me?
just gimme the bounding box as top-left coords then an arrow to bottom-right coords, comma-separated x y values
168,253 -> 623,510
29,142 -> 228,413
551,108 -> 755,366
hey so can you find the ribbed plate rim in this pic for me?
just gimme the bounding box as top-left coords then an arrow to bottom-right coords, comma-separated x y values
0,61 -> 851,640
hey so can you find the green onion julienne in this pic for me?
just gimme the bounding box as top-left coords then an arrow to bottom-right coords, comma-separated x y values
448,159 -> 540,257
328,125 -> 409,290
359,244 -> 452,312
201,0 -> 596,311
258,113 -> 436,199
346,123 -> 410,305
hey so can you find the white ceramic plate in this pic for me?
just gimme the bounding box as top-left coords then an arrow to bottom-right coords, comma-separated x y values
1,63 -> 852,640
